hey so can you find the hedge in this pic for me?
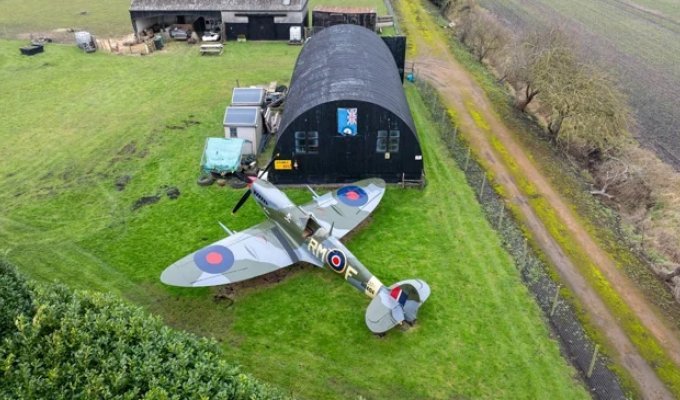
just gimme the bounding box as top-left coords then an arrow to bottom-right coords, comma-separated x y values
0,261 -> 287,399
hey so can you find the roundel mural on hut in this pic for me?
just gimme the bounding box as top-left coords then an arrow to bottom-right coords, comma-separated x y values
337,108 -> 358,136
326,249 -> 347,273
337,185 -> 368,207
194,245 -> 235,274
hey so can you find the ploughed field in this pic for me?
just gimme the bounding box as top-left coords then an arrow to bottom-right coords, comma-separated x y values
0,39 -> 588,399
479,0 -> 680,169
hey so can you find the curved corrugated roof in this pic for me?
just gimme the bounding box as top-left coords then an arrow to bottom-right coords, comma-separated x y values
278,24 -> 415,134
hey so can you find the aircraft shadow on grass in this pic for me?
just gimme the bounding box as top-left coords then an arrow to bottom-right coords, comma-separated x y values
161,158 -> 430,334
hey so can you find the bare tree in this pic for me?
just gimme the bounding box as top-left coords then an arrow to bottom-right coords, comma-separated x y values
590,156 -> 630,199
526,40 -> 631,158
469,12 -> 508,63
504,29 -> 570,112
455,7 -> 508,63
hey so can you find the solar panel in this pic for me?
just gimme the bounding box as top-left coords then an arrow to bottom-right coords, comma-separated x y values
224,107 -> 259,126
231,88 -> 264,105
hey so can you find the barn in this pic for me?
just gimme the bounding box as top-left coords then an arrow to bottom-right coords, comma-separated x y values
269,24 -> 423,185
129,0 -> 308,41
312,6 -> 377,32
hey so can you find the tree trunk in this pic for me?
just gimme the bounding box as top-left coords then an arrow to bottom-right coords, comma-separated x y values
515,85 -> 539,112
663,266 -> 680,281
548,114 -> 563,136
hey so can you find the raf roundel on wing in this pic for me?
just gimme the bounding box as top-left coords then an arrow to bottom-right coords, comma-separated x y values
337,186 -> 368,207
194,245 -> 235,274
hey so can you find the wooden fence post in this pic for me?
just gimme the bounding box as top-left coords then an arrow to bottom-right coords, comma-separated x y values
479,174 -> 486,199
550,286 -> 561,317
587,344 -> 600,378
497,203 -> 505,230
464,148 -> 471,171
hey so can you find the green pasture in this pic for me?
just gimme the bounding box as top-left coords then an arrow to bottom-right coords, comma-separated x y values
0,0 -> 132,38
0,40 -> 586,399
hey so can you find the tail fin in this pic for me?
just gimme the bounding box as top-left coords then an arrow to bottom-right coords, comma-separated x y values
365,279 -> 430,334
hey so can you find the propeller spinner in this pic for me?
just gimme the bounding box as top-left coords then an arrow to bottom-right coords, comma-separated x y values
231,154 -> 279,215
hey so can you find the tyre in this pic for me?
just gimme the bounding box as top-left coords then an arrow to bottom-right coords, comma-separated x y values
197,174 -> 215,186
229,177 -> 248,189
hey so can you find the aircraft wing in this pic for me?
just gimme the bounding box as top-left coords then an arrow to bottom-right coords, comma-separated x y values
301,178 -> 386,239
161,220 -> 298,287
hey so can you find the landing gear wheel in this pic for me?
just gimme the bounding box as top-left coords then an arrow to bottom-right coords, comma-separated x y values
374,332 -> 386,338
197,174 -> 215,186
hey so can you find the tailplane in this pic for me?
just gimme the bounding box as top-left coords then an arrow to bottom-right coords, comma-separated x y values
365,279 -> 430,334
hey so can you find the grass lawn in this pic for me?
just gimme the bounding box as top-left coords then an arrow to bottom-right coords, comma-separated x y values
0,40 -> 586,399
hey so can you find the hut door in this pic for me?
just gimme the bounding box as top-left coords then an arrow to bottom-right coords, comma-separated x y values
333,135 -> 364,180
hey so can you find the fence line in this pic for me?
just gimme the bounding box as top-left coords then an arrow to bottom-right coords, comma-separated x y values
414,79 -> 626,399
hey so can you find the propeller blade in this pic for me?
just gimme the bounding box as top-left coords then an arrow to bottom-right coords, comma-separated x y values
258,153 -> 280,179
232,190 -> 251,214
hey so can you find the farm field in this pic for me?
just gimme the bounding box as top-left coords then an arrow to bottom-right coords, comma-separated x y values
0,38 -> 587,398
478,0 -> 680,169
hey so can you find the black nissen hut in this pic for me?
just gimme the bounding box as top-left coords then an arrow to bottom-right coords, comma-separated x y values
269,24 -> 423,185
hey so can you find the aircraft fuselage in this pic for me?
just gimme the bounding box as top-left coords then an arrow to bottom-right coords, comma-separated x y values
250,179 -> 385,299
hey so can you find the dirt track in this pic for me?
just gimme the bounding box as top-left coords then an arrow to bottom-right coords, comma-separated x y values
399,2 -> 680,398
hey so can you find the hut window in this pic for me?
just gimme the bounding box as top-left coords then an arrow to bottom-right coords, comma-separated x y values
376,130 -> 399,153
295,131 -> 319,154
229,127 -> 238,138
388,130 -> 400,152
376,130 -> 388,153
307,131 -> 319,154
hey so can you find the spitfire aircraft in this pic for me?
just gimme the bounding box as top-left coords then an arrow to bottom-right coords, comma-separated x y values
161,159 -> 430,334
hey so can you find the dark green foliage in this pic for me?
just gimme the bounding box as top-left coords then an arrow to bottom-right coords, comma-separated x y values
0,259 -> 34,338
0,269 -> 286,400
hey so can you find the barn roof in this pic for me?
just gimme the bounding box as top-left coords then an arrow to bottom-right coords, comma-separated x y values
313,6 -> 376,14
279,24 -> 415,135
130,0 -> 307,12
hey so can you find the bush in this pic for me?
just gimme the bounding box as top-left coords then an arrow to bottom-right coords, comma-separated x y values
0,259 -> 34,339
0,265 -> 287,399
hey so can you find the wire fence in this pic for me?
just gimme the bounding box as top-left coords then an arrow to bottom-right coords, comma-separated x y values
414,79 -> 626,399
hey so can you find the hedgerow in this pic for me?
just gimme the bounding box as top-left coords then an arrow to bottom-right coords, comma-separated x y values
0,260 -> 34,339
0,262 -> 287,399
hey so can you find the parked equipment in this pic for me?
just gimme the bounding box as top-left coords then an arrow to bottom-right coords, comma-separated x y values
75,31 -> 96,53
200,138 -> 245,176
20,44 -> 44,56
289,26 -> 302,44
169,26 -> 190,40
153,34 -> 164,50
202,31 -> 221,42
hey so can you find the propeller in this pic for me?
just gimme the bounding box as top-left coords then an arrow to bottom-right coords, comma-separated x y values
257,153 -> 279,179
231,154 -> 279,215
232,190 -> 251,214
